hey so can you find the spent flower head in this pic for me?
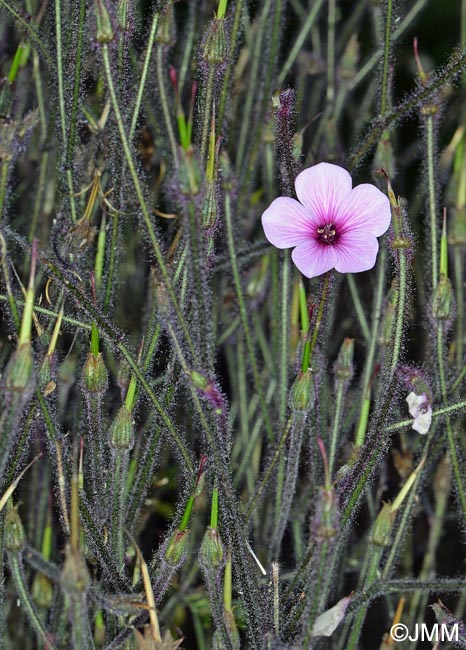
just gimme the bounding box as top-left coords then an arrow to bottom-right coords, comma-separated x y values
261,162 -> 391,278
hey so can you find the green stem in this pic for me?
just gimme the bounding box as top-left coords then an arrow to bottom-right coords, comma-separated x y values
437,323 -> 466,515
55,0 -> 76,221
101,43 -> 194,358
200,66 -> 215,162
427,116 -> 439,288
130,10 -> 159,141
389,250 -> 407,378
225,192 -> 273,440
8,553 -> 58,649
346,274 -> 370,342
156,46 -> 179,168
379,0 -> 393,117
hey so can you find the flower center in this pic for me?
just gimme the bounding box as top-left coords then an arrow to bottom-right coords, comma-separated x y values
316,223 -> 337,245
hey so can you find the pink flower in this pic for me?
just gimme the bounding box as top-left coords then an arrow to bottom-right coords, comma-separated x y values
261,163 -> 391,278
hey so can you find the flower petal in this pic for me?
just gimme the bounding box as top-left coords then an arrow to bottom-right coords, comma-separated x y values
262,197 -> 314,248
333,231 -> 379,273
291,239 -> 337,278
334,184 -> 391,236
295,163 -> 352,223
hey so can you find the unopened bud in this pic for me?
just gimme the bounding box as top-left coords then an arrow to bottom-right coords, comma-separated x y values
109,405 -> 134,449
156,5 -> 175,45
82,352 -> 108,394
290,370 -> 314,410
117,0 -> 133,31
449,207 -> 466,246
178,148 -> 201,196
32,573 -> 54,609
432,275 -> 453,320
202,19 -> 227,65
61,545 -> 90,594
313,486 -> 339,542
201,185 -> 218,229
5,505 -> 26,552
95,0 -> 114,43
199,527 -> 224,569
379,284 -> 398,347
334,338 -> 354,382
165,529 -> 189,566
5,343 -> 34,393
371,502 -> 394,546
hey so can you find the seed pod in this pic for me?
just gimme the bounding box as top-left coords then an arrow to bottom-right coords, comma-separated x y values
5,505 -> 26,552
199,527 -> 224,570
109,405 -> 134,449
4,343 -> 34,394
432,275 -> 453,320
82,352 -> 108,394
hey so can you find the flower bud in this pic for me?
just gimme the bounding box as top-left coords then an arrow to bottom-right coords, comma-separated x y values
95,0 -> 114,43
5,505 -> 26,552
201,185 -> 218,229
199,527 -> 224,569
290,370 -> 314,411
38,353 -> 53,391
32,573 -> 54,609
202,19 -> 227,65
4,343 -> 34,394
370,502 -> 394,546
313,486 -> 339,542
156,4 -> 175,45
109,405 -> 134,449
178,148 -> 201,196
448,207 -> 466,246
165,529 -> 189,566
378,283 -> 398,347
82,352 -> 108,394
61,545 -> 90,594
334,338 -> 354,382
432,275 -> 453,320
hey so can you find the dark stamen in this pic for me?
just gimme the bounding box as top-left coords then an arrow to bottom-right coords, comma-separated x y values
316,223 -> 337,245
